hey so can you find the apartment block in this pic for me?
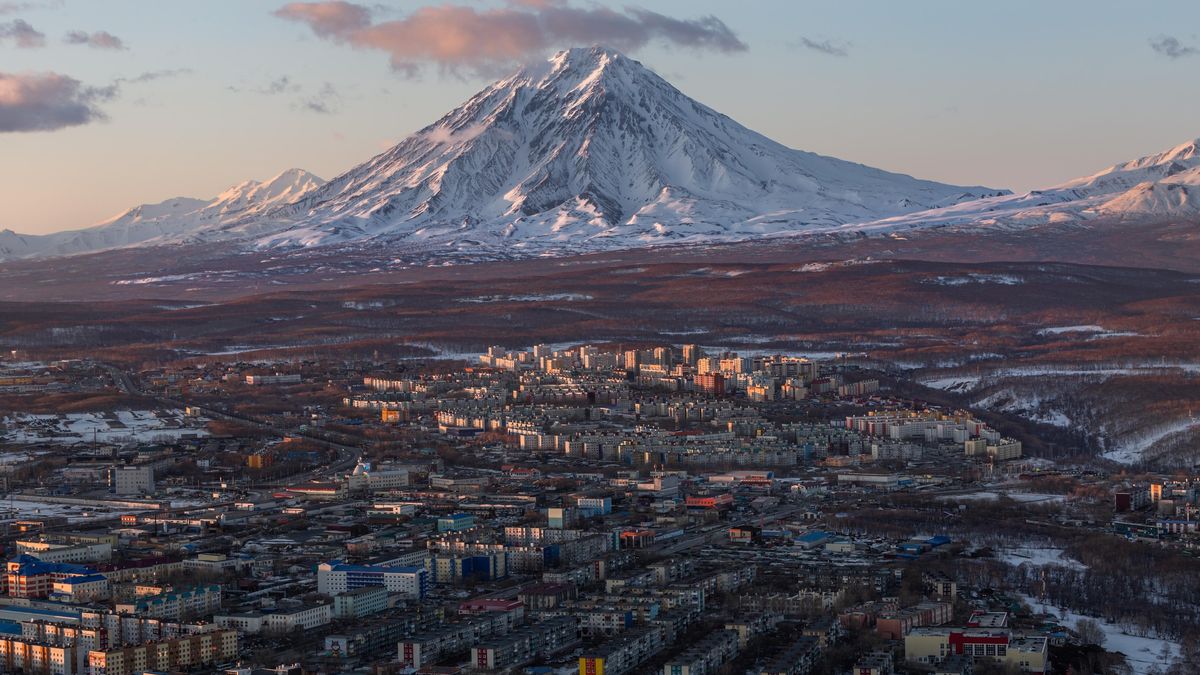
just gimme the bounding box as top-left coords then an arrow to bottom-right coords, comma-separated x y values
579,626 -> 666,675
317,561 -> 428,598
661,629 -> 739,675
471,617 -> 579,670
85,629 -> 238,675
333,586 -> 389,619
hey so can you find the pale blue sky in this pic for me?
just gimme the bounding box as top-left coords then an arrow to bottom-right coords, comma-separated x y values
3,0 -> 1198,234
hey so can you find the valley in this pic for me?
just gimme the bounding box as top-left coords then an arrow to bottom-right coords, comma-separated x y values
3,248 -> 1199,466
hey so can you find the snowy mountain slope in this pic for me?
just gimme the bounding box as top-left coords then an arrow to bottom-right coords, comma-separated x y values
235,46 -> 1005,252
856,138 -> 1200,233
0,169 -> 324,260
10,46 -> 1198,265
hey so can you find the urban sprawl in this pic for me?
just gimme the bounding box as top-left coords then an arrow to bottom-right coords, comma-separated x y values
0,343 -> 1193,675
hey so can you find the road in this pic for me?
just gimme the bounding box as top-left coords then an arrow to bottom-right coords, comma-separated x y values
656,504 -> 809,554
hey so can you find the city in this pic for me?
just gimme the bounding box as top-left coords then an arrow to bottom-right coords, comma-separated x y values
0,342 -> 1194,674
4,1 -> 1200,674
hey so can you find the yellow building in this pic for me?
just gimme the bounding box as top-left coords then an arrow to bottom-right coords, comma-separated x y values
987,439 -> 1023,461
964,438 -> 988,456
86,629 -> 237,675
0,637 -> 76,675
905,628 -> 1047,673
580,656 -> 606,675
247,453 -> 273,469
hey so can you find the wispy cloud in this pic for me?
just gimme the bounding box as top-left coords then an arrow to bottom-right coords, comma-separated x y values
0,18 -> 44,47
116,69 -> 191,86
1149,35 -> 1198,59
0,1 -> 62,15
791,36 -> 849,57
229,75 -> 300,95
64,29 -> 126,50
273,1 -> 747,77
230,75 -> 340,114
0,71 -> 114,132
297,81 -> 339,114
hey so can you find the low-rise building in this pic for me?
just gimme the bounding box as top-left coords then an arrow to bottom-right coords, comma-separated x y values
905,627 -> 1048,673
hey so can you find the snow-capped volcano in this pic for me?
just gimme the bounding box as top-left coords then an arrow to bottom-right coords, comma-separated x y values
250,46 -> 1005,251
859,137 -> 1200,232
2,47 -> 1007,261
0,169 -> 325,260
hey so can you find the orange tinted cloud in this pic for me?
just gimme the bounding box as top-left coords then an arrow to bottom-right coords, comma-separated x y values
274,1 -> 746,76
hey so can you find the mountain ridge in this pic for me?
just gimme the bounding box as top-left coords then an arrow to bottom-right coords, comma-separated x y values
857,137 -> 1200,233
0,46 -> 1003,261
4,47 -> 1198,264
0,169 -> 325,260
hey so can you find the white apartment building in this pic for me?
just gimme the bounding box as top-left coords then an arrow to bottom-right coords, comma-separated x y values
112,465 -> 155,495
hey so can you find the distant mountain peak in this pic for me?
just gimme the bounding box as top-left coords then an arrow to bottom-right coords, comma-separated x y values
1163,138 -> 1200,162
859,135 -> 1200,232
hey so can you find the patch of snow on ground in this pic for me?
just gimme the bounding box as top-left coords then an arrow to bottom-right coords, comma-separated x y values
1036,325 -> 1142,339
1103,418 -> 1200,464
0,498 -> 156,525
926,273 -> 1023,286
0,410 -> 207,445
996,546 -> 1086,570
1020,594 -> 1181,674
203,345 -> 283,356
791,259 -> 881,273
0,361 -> 47,371
1039,325 -> 1106,335
113,274 -> 201,285
155,303 -> 211,311
939,491 -> 1065,505
794,262 -> 833,272
460,293 -> 592,303
920,376 -> 982,391
1033,410 -> 1072,427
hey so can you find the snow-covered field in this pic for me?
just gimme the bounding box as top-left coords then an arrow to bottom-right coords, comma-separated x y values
0,410 -> 207,445
0,498 -> 152,524
0,451 -> 49,471
917,362 -> 1199,462
939,490 -> 1065,505
1038,325 -> 1142,340
925,273 -> 1023,286
1021,594 -> 1181,674
1102,418 -> 1200,464
460,293 -> 593,303
0,360 -> 47,371
996,545 -> 1085,570
920,363 -> 1200,392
